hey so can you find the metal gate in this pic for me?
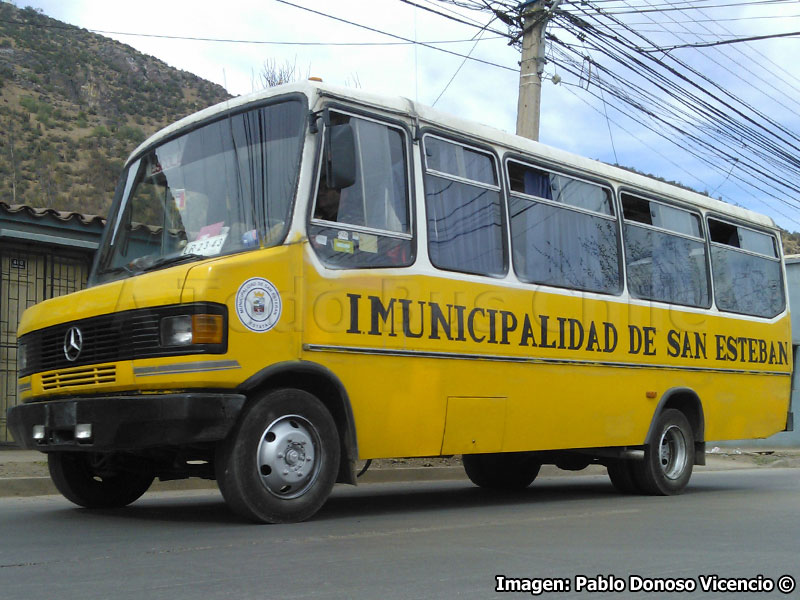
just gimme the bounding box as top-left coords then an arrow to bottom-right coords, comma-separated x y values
0,246 -> 90,443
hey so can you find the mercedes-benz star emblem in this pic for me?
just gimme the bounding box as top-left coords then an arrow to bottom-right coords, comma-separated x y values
63,327 -> 83,362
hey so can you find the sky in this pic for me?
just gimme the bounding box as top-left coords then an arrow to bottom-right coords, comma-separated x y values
11,0 -> 800,231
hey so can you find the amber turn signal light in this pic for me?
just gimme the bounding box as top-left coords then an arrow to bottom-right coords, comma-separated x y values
191,314 -> 224,344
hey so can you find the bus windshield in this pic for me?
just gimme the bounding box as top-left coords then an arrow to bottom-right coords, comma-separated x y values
92,99 -> 306,285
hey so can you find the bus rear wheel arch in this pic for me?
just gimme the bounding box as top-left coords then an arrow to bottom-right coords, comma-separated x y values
215,388 -> 340,524
607,390 -> 703,495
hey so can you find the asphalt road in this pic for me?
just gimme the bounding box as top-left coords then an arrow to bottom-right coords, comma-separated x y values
1,469 -> 798,600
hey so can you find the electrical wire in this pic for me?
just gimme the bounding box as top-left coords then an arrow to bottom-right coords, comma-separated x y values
610,13 -> 800,25
432,23 -> 491,106
545,2 -> 800,213
272,0 -> 520,72
0,16 -> 504,46
642,0 -> 800,121
557,65 -> 800,225
644,29 -> 800,51
397,0 -> 510,36
12,0 -> 798,223
560,3 -> 800,154
571,0 -> 798,15
422,0 -> 800,221
688,0 -> 800,93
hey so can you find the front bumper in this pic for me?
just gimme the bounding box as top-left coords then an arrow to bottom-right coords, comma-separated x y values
7,393 -> 246,451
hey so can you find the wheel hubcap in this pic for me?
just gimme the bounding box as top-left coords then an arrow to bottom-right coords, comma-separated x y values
257,415 -> 320,499
658,425 -> 688,480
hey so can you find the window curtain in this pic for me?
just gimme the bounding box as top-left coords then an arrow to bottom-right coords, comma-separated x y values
512,169 -> 619,293
425,174 -> 504,275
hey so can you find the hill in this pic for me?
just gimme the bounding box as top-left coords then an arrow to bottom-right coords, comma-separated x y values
0,3 -> 231,215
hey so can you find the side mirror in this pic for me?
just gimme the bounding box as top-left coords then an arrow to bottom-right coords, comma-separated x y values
325,124 -> 356,190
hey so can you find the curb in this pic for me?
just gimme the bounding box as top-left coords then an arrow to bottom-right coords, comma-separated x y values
4,460 -> 794,499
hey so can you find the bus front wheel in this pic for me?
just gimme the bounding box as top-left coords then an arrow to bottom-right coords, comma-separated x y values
48,452 -> 154,509
462,452 -> 541,490
633,408 -> 694,495
215,389 -> 340,524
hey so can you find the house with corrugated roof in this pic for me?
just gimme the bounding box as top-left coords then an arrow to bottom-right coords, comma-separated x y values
0,203 -> 104,443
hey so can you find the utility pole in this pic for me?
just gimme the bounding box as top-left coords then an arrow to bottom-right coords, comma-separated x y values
516,0 -> 561,141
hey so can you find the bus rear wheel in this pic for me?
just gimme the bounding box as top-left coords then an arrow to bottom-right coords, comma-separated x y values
633,409 -> 694,495
48,452 -> 154,509
462,452 -> 541,490
215,389 -> 340,524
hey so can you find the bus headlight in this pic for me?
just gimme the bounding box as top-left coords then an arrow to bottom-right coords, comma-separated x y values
18,340 -> 28,372
160,314 -> 224,346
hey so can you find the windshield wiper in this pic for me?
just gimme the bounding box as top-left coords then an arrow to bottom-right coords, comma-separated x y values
139,253 -> 205,273
98,264 -> 135,276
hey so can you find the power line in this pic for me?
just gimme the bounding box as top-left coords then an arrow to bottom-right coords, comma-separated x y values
432,22 -> 491,106
555,56 -> 800,224
0,17 -> 504,47
611,13 -> 800,25
272,0 -> 520,72
570,0 -> 798,14
424,0 -> 800,219
562,3 -> 800,153
546,4 -> 800,211
634,0 -> 800,123
558,79 -> 800,226
644,29 -> 800,51
687,0 -> 800,95
397,0 -> 510,36
579,0 -> 800,111
612,1 -> 800,211
410,0 -> 492,28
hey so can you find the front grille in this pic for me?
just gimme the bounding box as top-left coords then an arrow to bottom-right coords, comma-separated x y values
38,314 -> 124,369
41,365 -> 117,390
20,303 -> 227,377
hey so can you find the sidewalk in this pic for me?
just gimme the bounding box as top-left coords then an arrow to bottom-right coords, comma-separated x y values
2,447 -> 799,499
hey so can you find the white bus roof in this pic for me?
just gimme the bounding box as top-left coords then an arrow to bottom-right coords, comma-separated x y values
129,80 -> 778,231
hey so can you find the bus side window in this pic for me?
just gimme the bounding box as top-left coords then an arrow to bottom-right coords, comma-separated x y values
708,218 -> 785,318
622,194 -> 710,308
423,136 -> 506,277
310,113 -> 413,268
507,160 -> 620,295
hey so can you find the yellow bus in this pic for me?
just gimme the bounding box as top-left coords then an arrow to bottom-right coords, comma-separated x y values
7,81 -> 792,523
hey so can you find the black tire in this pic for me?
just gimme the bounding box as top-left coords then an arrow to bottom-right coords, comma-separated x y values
462,452 -> 541,490
48,452 -> 154,509
607,459 -> 641,494
215,388 -> 340,524
633,409 -> 694,495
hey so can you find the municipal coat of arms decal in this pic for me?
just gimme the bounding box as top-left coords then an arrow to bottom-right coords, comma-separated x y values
235,277 -> 281,332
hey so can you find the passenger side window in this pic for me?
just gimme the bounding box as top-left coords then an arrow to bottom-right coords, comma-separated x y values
507,161 -> 620,294
310,112 -> 413,268
708,218 -> 784,318
622,194 -> 710,308
423,135 -> 505,276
